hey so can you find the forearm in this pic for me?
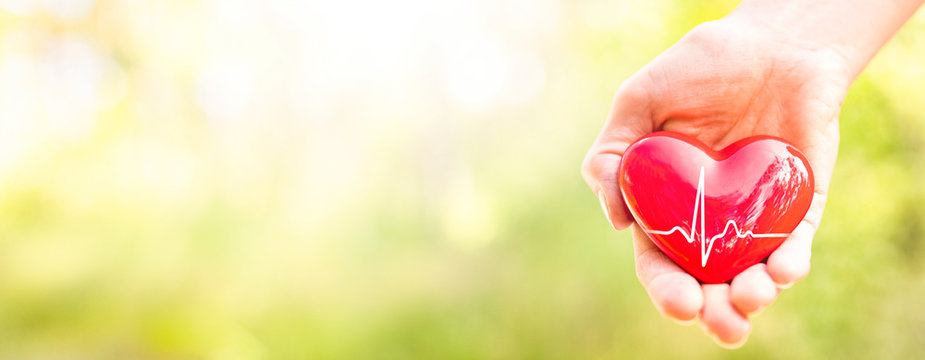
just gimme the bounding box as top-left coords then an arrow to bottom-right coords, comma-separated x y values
727,0 -> 925,80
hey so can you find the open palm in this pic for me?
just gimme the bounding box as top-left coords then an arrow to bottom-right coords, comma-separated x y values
582,19 -> 852,347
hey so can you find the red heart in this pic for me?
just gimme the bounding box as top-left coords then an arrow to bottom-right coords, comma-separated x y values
618,131 -> 814,283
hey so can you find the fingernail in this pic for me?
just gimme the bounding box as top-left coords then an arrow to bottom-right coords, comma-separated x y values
714,334 -> 748,350
776,281 -> 794,290
597,189 -> 615,230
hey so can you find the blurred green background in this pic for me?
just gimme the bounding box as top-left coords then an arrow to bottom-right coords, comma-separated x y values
0,0 -> 923,358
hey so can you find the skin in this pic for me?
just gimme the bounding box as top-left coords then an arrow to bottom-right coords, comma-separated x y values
582,0 -> 925,348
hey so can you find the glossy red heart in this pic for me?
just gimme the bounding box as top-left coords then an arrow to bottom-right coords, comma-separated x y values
618,131 -> 814,283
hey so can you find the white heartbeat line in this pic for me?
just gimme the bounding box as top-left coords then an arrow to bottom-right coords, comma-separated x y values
644,167 -> 790,267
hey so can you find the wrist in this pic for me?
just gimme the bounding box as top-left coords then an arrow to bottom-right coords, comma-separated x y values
719,8 -> 855,89
724,0 -> 924,82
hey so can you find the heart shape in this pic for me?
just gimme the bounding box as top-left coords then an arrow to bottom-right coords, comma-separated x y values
618,131 -> 814,283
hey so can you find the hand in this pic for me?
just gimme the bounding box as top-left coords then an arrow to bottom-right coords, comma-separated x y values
581,18 -> 851,347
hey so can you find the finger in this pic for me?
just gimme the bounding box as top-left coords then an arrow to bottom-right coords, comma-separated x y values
582,151 -> 634,230
700,283 -> 750,348
729,263 -> 778,316
767,193 -> 825,287
632,225 -> 703,323
581,84 -> 653,231
766,220 -> 814,287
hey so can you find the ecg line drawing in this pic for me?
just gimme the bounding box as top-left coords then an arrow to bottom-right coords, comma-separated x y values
644,167 -> 790,267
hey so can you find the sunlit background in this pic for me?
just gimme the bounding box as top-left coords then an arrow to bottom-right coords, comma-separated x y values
0,0 -> 923,358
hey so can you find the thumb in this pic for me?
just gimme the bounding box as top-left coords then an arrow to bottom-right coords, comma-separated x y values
582,85 -> 653,231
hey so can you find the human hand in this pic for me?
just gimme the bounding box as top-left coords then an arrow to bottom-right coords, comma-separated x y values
581,17 -> 851,347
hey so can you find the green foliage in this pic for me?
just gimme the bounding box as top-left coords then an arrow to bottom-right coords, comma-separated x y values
0,0 -> 923,358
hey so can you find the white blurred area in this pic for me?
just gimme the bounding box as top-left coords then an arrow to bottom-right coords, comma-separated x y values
0,0 -> 563,235
0,0 -> 95,18
0,30 -> 126,167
